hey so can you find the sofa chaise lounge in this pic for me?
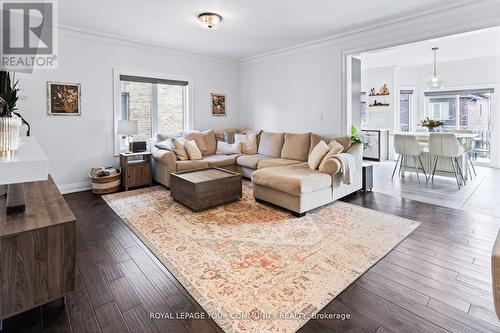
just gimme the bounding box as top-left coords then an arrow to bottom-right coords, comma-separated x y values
150,129 -> 362,216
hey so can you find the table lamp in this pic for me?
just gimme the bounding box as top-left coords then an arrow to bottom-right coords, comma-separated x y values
117,120 -> 138,153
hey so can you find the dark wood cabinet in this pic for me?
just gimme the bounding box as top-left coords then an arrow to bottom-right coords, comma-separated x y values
0,176 -> 76,328
120,152 -> 152,191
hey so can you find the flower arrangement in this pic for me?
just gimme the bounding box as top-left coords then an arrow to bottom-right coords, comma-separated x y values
419,117 -> 443,132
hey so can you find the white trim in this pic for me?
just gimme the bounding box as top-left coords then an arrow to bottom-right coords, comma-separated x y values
112,69 -> 194,156
59,25 -> 239,64
241,0 -> 497,64
57,181 -> 92,194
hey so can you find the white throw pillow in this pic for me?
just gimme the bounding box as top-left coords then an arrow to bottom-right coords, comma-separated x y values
184,140 -> 203,160
308,140 -> 330,170
216,141 -> 241,155
234,133 -> 258,155
172,138 -> 189,161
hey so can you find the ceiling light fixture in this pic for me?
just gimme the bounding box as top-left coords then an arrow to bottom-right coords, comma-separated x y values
197,12 -> 222,30
425,47 -> 444,89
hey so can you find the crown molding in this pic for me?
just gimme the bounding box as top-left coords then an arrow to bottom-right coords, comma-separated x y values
240,0 -> 499,64
58,25 -> 240,65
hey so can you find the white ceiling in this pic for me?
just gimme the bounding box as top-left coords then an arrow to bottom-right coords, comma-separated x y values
58,0 -> 473,60
360,26 -> 500,68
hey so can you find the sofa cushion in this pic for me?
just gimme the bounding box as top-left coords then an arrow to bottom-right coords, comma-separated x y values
176,160 -> 209,171
252,163 -> 332,195
281,132 -> 311,161
201,130 -> 217,155
183,131 -> 208,154
333,136 -> 352,152
236,154 -> 270,169
235,133 -> 258,155
257,158 -> 302,169
258,132 -> 284,158
202,154 -> 238,167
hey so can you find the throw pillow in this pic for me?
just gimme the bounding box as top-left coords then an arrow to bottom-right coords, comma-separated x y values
183,131 -> 208,154
184,140 -> 203,160
319,140 -> 344,171
155,137 -> 174,151
234,133 -> 258,155
308,140 -> 330,170
172,138 -> 189,161
258,132 -> 284,158
216,141 -> 241,155
201,129 -> 217,155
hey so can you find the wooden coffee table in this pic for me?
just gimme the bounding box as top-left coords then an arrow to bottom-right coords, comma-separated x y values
170,167 -> 242,211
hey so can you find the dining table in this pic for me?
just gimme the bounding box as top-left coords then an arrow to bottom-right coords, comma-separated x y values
398,132 -> 479,180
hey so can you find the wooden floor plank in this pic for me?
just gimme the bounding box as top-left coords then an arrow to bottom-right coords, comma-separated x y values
107,276 -> 142,313
122,306 -> 160,333
94,302 -> 129,333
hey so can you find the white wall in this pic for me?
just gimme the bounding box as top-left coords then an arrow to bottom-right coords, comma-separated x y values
17,31 -> 241,193
239,1 -> 500,137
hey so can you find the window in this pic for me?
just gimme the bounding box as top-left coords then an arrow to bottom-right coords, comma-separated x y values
115,74 -> 189,153
430,102 -> 450,120
399,90 -> 413,132
425,88 -> 493,163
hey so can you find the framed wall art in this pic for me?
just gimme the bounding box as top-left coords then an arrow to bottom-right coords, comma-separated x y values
211,92 -> 226,117
47,82 -> 81,115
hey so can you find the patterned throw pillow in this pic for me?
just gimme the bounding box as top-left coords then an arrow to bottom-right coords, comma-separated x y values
172,138 -> 189,161
184,140 -> 203,160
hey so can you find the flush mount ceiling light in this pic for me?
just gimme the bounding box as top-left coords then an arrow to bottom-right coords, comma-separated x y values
197,12 -> 222,30
425,47 -> 445,89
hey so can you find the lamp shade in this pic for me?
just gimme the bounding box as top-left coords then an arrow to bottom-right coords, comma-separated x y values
117,120 -> 138,135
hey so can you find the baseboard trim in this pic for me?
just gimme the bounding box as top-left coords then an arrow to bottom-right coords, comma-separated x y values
57,181 -> 92,194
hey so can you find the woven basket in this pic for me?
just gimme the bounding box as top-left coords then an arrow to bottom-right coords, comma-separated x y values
89,168 -> 121,194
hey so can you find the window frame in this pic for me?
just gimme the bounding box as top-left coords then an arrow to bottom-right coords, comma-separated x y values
113,69 -> 193,156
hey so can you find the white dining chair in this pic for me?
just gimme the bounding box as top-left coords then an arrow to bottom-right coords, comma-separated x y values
392,134 -> 428,183
453,129 -> 477,178
428,133 -> 466,189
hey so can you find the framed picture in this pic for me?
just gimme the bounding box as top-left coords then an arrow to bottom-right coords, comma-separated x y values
47,82 -> 81,116
211,93 -> 226,117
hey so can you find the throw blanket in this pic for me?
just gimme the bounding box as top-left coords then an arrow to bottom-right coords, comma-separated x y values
332,153 -> 356,185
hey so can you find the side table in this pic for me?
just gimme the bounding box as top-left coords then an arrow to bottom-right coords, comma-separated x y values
119,152 -> 152,191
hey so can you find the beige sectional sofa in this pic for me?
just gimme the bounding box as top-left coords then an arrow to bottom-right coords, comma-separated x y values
150,129 -> 362,216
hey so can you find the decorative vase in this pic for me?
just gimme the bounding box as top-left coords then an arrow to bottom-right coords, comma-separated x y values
0,114 -> 22,154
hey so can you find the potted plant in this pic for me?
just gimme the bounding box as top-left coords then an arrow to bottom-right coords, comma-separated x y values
0,71 -> 22,154
351,126 -> 368,149
419,117 -> 444,132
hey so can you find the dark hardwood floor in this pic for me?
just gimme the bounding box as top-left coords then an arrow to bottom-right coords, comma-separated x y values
2,188 -> 500,332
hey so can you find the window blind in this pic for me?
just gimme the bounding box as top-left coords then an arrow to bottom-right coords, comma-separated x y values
119,75 -> 188,86
424,88 -> 494,97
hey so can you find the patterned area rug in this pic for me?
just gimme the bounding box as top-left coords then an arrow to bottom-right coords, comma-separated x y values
103,183 -> 420,333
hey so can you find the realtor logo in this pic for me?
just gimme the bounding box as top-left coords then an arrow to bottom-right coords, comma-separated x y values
1,1 -> 58,70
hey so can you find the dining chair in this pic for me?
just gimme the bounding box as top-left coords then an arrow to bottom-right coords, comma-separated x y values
453,129 -> 477,178
428,133 -> 466,189
392,134 -> 427,183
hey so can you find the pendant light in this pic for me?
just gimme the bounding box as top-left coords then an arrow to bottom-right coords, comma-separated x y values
426,47 -> 444,89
